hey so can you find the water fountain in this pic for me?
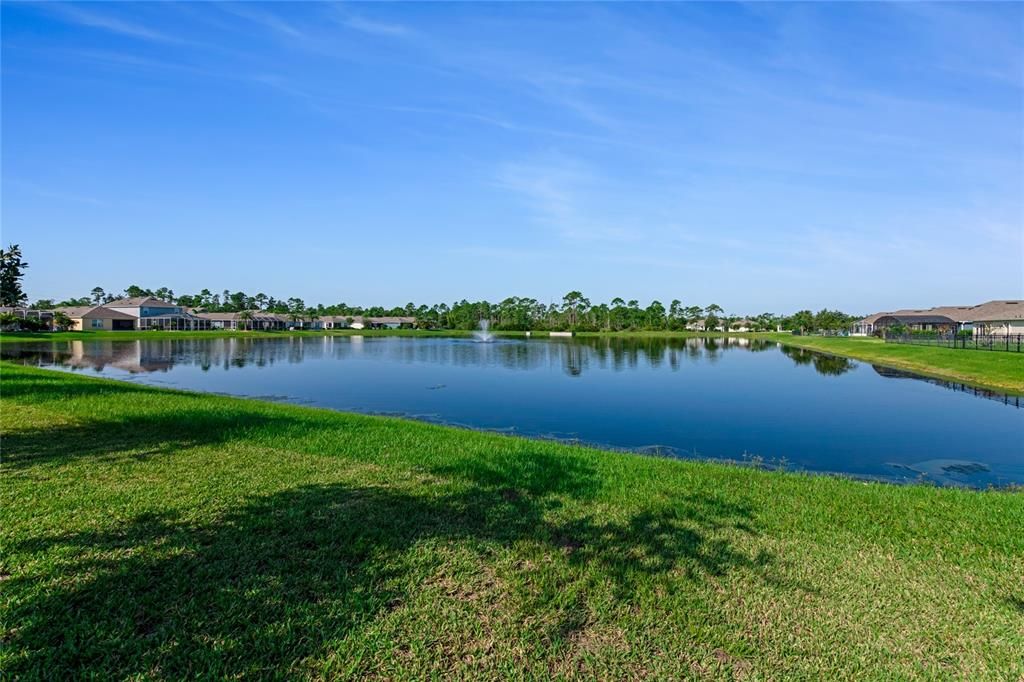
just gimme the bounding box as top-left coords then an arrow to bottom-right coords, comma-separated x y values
473,319 -> 495,342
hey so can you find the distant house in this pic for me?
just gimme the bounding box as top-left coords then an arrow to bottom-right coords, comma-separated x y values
320,315 -> 353,330
105,296 -> 206,330
0,306 -> 55,329
968,300 -> 1024,336
729,318 -> 754,332
851,312 -> 891,336
193,312 -> 239,330
345,316 -> 416,330
872,314 -> 957,334
685,319 -> 724,332
194,311 -> 289,331
853,300 -> 1023,336
57,305 -> 137,331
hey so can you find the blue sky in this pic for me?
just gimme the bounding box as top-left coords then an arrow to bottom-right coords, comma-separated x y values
2,2 -> 1022,313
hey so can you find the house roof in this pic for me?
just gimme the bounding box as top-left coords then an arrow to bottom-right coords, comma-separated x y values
875,314 -> 956,325
858,300 -> 1023,325
105,296 -> 178,308
367,316 -> 416,324
966,300 -> 1024,322
925,306 -> 975,321
57,305 -> 137,320
194,312 -> 239,321
194,311 -> 298,322
0,307 -> 53,315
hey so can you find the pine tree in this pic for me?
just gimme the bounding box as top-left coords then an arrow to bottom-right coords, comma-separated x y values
0,244 -> 29,306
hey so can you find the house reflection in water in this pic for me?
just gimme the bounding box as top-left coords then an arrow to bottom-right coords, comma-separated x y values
62,340 -> 175,373
6,337 -> 1018,410
4,335 -> 864,379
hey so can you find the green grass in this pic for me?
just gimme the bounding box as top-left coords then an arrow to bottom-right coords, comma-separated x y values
758,334 -> 1024,395
2,363 -> 1022,679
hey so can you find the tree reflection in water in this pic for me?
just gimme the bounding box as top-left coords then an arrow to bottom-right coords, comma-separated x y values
0,335 -> 958,384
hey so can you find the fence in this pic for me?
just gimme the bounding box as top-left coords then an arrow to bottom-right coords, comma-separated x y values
885,333 -> 1023,353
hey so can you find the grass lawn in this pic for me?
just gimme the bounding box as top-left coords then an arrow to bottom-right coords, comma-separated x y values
2,363 -> 1022,679
760,334 -> 1024,395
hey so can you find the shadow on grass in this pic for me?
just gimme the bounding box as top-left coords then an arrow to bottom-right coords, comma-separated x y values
3,366 -> 800,676
2,410 -> 308,468
5,470 -> 794,677
0,368 -> 158,404
2,371 -> 307,469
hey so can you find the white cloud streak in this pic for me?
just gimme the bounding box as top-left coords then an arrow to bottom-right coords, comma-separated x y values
46,4 -> 177,43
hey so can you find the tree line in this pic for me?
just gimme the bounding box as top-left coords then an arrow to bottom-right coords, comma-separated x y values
29,282 -> 857,333
3,245 -> 856,333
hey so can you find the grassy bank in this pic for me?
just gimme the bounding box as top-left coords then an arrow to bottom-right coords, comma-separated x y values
761,334 -> 1024,394
2,364 -> 1021,679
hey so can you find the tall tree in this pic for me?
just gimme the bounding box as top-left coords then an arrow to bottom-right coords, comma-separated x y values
90,287 -> 105,305
124,285 -> 149,298
789,310 -> 815,333
646,300 -> 667,329
561,291 -> 589,328
0,244 -> 29,306
668,299 -> 683,330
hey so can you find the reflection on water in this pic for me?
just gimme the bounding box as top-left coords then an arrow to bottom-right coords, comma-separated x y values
3,336 -> 1021,488
2,335 -> 861,378
778,345 -> 857,376
870,365 -> 1022,408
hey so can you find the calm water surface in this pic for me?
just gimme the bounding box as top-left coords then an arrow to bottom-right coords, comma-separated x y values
4,336 -> 1022,487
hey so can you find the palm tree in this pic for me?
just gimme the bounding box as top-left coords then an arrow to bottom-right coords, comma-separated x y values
238,309 -> 254,331
52,311 -> 72,331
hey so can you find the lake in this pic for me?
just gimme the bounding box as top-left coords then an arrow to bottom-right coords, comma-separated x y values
4,335 -> 1022,488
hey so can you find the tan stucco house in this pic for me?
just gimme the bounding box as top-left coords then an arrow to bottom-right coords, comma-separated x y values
57,306 -> 137,331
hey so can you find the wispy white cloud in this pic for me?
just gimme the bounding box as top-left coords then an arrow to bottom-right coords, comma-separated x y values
46,4 -> 177,43
379,105 -> 611,144
495,155 -> 643,243
218,4 -> 307,40
342,15 -> 412,38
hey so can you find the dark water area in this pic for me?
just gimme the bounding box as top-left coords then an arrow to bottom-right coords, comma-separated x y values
3,336 -> 1021,488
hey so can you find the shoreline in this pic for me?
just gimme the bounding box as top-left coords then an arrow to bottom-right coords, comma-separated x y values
2,327 -> 1022,394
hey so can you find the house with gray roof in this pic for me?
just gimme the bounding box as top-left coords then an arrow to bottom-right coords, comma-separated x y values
56,305 -> 137,331
966,300 -> 1024,336
347,316 -> 417,330
194,311 -> 290,331
853,300 -> 1024,336
105,297 -> 208,330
